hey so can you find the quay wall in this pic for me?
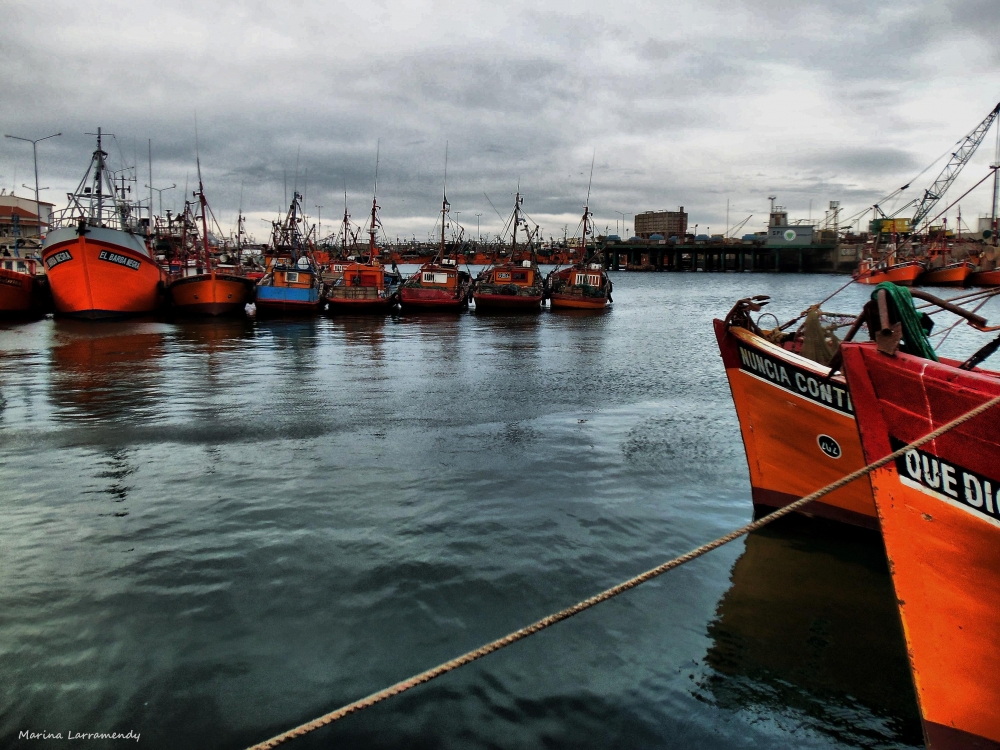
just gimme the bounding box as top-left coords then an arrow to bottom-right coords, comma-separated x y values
603,243 -> 861,274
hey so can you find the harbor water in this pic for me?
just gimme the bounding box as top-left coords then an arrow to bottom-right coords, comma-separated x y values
3,272 -> 993,749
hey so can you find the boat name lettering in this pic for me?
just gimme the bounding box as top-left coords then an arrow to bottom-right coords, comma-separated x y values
0,276 -> 23,286
737,345 -> 853,415
98,250 -> 141,270
45,250 -> 73,269
891,438 -> 1000,524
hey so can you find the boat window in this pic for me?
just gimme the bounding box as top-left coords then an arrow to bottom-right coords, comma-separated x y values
513,271 -> 528,282
496,271 -> 511,281
17,262 -> 26,273
286,272 -> 299,283
588,274 -> 601,285
422,272 -> 435,283
433,273 -> 448,284
575,273 -> 587,285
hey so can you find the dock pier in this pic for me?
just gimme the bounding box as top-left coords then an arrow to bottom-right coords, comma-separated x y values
604,243 -> 860,274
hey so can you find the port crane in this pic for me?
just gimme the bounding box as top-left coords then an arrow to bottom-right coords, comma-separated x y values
910,100 -> 1000,231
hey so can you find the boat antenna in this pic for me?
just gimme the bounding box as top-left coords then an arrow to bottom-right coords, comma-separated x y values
369,140 -> 380,263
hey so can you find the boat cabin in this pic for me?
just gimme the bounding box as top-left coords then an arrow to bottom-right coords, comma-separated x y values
491,260 -> 536,286
1,257 -> 42,275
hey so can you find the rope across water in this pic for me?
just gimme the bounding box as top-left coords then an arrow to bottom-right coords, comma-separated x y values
247,391 -> 1000,750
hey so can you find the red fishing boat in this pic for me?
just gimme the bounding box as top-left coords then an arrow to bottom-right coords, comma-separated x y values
474,190 -> 544,313
547,173 -> 611,310
919,258 -> 974,286
0,255 -> 50,318
325,168 -> 401,314
167,158 -> 255,316
842,326 -> 1000,750
41,129 -> 166,319
854,257 -> 925,286
398,178 -> 471,311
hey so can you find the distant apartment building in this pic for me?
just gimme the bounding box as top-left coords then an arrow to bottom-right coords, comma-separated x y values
634,207 -> 688,239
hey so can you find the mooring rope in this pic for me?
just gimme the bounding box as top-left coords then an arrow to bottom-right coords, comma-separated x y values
247,390 -> 1000,750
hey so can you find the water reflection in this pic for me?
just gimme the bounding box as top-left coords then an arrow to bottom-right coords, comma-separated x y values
701,515 -> 922,747
48,320 -> 166,425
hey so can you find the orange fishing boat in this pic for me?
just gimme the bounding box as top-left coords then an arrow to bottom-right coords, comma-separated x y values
919,259 -> 974,286
842,336 -> 1000,750
967,268 -> 1000,286
0,255 -> 50,318
42,129 -> 166,319
547,186 -> 611,310
398,185 -> 472,311
854,257 -> 925,286
474,190 -> 544,313
325,184 -> 401,313
715,299 -> 878,528
167,160 -> 254,316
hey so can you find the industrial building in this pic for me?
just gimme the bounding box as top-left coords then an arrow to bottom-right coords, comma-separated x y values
634,207 -> 687,239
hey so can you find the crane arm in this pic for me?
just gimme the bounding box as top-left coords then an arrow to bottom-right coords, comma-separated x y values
912,101 -> 1000,230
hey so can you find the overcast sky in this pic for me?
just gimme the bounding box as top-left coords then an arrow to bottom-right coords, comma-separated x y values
2,0 -> 999,243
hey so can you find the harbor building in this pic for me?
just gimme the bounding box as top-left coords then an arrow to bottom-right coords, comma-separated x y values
634,207 -> 688,239
765,200 -> 813,247
0,192 -> 53,250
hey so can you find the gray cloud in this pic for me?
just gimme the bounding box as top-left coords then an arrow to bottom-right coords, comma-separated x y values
2,0 -> 999,242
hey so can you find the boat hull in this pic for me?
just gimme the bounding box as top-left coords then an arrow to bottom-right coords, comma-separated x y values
325,295 -> 396,313
967,269 -> 1000,287
398,286 -> 468,310
168,272 -> 255,316
918,262 -> 973,286
474,291 -> 543,312
255,284 -> 322,314
714,320 -> 877,528
0,268 -> 47,317
41,227 -> 164,319
549,293 -> 608,309
855,261 -> 925,286
842,343 -> 1000,749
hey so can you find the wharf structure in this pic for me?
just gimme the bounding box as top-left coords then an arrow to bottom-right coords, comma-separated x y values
606,200 -> 858,274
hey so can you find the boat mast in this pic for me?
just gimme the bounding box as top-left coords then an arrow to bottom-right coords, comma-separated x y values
583,153 -> 594,263
511,189 -> 520,258
440,142 -> 448,263
369,142 -> 380,264
196,159 -> 211,271
342,187 -> 349,258
95,128 -> 104,224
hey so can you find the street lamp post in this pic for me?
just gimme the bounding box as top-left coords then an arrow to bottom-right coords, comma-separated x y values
4,132 -> 61,236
